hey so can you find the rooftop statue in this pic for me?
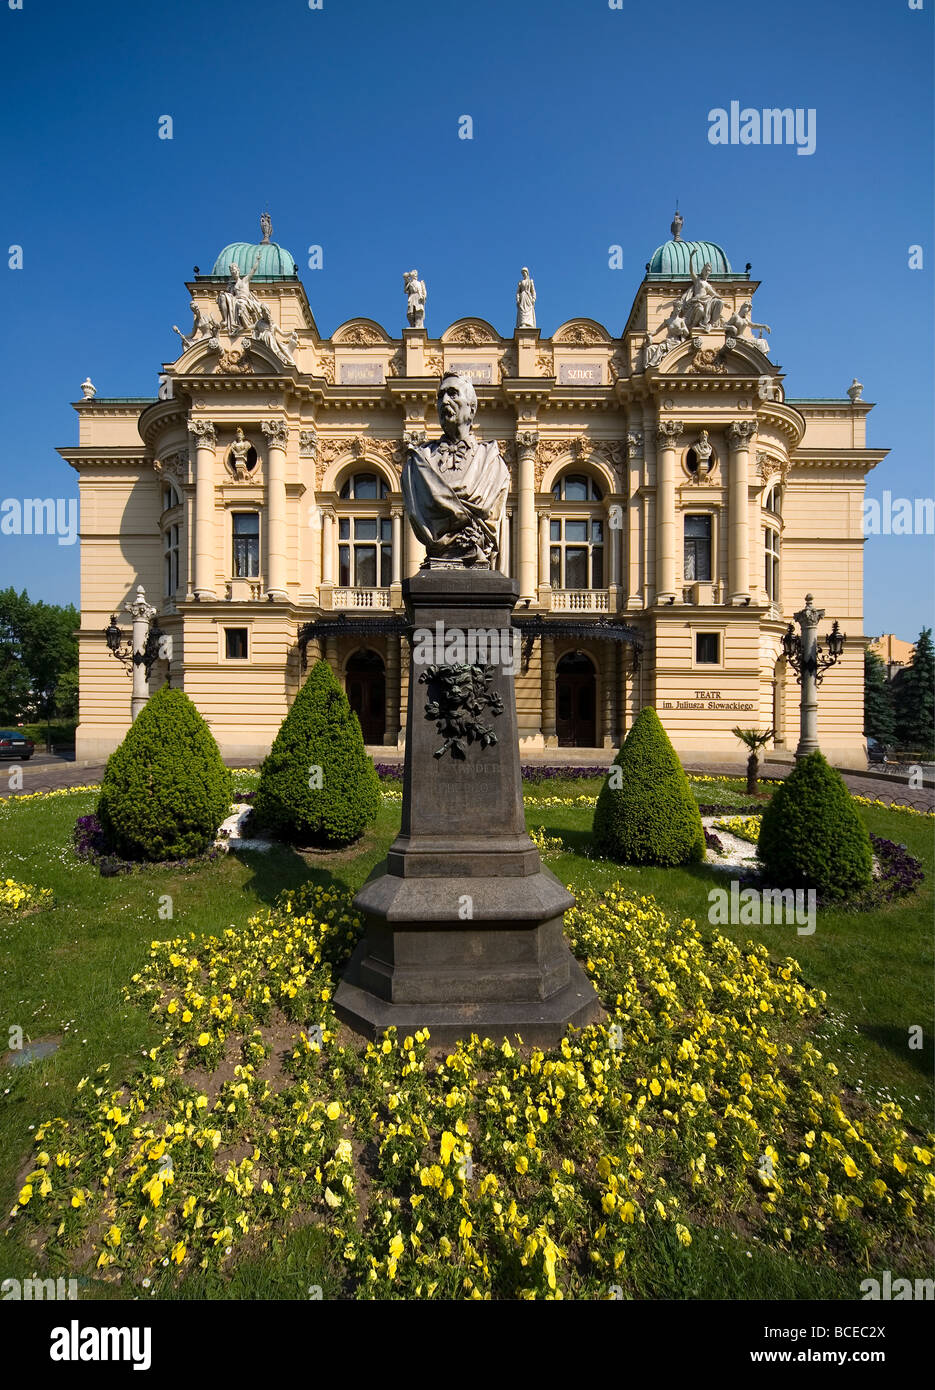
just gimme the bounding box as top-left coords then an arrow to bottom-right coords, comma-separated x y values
404,269 -> 427,328
516,267 -> 536,328
677,248 -> 724,329
723,300 -> 771,340
218,252 -> 264,334
402,372 -> 509,568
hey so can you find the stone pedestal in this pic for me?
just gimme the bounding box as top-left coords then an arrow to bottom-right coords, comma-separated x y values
335,566 -> 603,1046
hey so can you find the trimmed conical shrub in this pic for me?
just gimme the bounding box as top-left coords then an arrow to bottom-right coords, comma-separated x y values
757,751 -> 872,901
592,706 -> 705,865
97,686 -> 231,861
253,660 -> 381,847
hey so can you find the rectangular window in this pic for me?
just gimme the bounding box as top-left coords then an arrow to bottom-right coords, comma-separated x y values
550,519 -> 561,543
338,545 -> 350,587
684,514 -> 712,582
564,519 -> 589,544
550,546 -> 562,589
354,517 -> 378,541
695,632 -> 720,664
355,545 -> 377,587
591,546 -> 604,589
764,527 -> 780,601
232,512 -> 259,578
338,518 -> 350,541
225,627 -> 248,660
565,547 -> 588,589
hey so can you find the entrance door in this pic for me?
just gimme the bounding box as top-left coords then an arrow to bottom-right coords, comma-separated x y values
346,650 -> 386,744
555,652 -> 597,747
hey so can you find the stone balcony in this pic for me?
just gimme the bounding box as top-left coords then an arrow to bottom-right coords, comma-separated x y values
226,577 -> 264,601
333,587 -> 391,610
549,589 -> 610,613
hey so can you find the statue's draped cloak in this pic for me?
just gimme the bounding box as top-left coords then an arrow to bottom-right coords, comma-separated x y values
402,439 -> 509,564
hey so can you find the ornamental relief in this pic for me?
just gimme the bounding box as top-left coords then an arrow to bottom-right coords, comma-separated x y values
312,436 -> 403,491
424,352 -> 444,376
333,323 -> 388,346
535,352 -> 554,376
444,322 -> 499,346
214,346 -> 254,375
498,348 -> 518,382
552,321 -> 612,346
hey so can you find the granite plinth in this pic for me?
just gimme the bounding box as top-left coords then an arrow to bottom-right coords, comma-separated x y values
335,566 -> 603,1046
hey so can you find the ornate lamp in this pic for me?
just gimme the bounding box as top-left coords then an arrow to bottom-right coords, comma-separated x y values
783,595 -> 846,757
104,614 -> 133,671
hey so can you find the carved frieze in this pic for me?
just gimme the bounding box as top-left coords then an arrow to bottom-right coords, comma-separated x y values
214,347 -> 254,375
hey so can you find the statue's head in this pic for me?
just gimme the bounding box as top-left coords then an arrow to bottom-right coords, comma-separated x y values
521,266 -> 529,278
235,427 -> 244,439
229,263 -> 240,278
740,301 -> 752,315
437,373 -> 476,436
701,262 -> 712,278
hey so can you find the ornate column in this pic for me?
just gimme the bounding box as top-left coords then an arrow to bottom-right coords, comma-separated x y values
654,419 -> 683,604
541,634 -> 557,746
727,420 -> 756,604
127,584 -> 156,721
626,428 -> 643,608
516,429 -> 538,600
262,419 -> 289,601
188,420 -> 217,601
538,510 -> 551,591
321,507 -> 335,587
384,634 -> 400,746
608,507 -> 621,591
617,642 -> 629,745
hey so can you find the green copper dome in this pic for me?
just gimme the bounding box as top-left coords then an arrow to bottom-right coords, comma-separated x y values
648,238 -> 731,276
211,239 -> 297,279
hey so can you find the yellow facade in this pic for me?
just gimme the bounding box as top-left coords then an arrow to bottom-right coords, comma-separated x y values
61,224 -> 884,767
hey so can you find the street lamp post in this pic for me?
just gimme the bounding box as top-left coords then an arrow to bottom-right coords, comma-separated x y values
781,593 -> 846,759
103,584 -> 167,720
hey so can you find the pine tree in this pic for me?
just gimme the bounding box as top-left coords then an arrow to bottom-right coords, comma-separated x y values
758,751 -> 872,901
893,628 -> 935,755
863,649 -> 895,744
253,660 -> 381,847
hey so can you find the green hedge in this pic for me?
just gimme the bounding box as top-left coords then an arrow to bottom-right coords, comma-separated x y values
253,660 -> 381,847
757,751 -> 873,901
592,707 -> 705,866
97,687 -> 231,861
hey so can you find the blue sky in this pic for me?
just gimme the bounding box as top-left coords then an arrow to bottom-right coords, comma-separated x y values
1,0 -> 931,638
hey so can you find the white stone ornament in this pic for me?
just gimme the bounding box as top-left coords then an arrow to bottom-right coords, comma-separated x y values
847,377 -> 863,402
80,377 -> 96,399
217,253 -> 264,334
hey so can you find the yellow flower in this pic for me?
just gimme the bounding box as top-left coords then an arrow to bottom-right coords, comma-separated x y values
675,1224 -> 692,1247
197,1032 -> 211,1046
170,1241 -> 186,1264
440,1131 -> 457,1166
326,1102 -> 341,1121
17,1184 -> 32,1206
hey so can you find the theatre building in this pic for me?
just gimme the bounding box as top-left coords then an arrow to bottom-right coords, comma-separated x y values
61,217 -> 884,765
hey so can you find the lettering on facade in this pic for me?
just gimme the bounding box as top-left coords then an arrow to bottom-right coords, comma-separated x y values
558,362 -> 602,385
339,361 -> 384,385
661,692 -> 756,712
447,361 -> 493,384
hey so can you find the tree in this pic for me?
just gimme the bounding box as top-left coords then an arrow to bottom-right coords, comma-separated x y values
893,628 -> 935,755
863,649 -> 895,745
97,686 -> 231,861
592,706 -> 705,866
0,589 -> 78,734
253,660 -> 381,847
731,726 -> 774,794
757,751 -> 872,901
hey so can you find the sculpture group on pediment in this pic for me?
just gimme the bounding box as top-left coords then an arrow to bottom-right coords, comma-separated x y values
723,301 -> 771,351
173,299 -> 221,351
218,253 -> 264,335
252,305 -> 299,366
677,250 -> 724,330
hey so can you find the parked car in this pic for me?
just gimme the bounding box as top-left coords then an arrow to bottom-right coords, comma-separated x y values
0,730 -> 35,760
866,737 -> 889,765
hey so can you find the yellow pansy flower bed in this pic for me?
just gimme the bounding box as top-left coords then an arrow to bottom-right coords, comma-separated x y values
9,880 -> 932,1300
0,875 -> 53,919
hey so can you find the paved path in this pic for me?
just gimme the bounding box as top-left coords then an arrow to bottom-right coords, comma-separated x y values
2,752 -> 931,811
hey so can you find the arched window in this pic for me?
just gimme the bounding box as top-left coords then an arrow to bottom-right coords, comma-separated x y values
549,471 -> 604,590
337,471 -> 392,588
163,524 -> 179,597
161,482 -> 181,513
551,473 -> 602,502
340,472 -> 389,500
764,484 -> 782,516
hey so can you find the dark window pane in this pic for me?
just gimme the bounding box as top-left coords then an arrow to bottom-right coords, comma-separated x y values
339,481 -> 351,499
380,544 -> 392,587
379,479 -> 389,499
565,476 -> 588,502
565,520 -> 588,543
381,518 -> 392,540
233,513 -> 259,536
565,548 -> 588,589
550,520 -> 561,542
338,518 -> 350,540
696,632 -> 719,664
551,482 -> 561,500
591,520 -> 603,543
591,547 -> 604,589
353,474 -> 377,500
225,628 -> 248,660
339,546 -> 350,587
550,547 -> 562,589
355,517 -> 378,540
684,515 -> 711,539
233,536 -> 259,577
355,546 -> 377,587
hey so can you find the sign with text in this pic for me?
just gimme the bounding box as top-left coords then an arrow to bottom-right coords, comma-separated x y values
339,361 -> 384,385
558,362 -> 603,386
446,361 -> 494,384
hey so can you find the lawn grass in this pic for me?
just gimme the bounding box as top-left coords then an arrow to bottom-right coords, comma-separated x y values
0,773 -> 931,1300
